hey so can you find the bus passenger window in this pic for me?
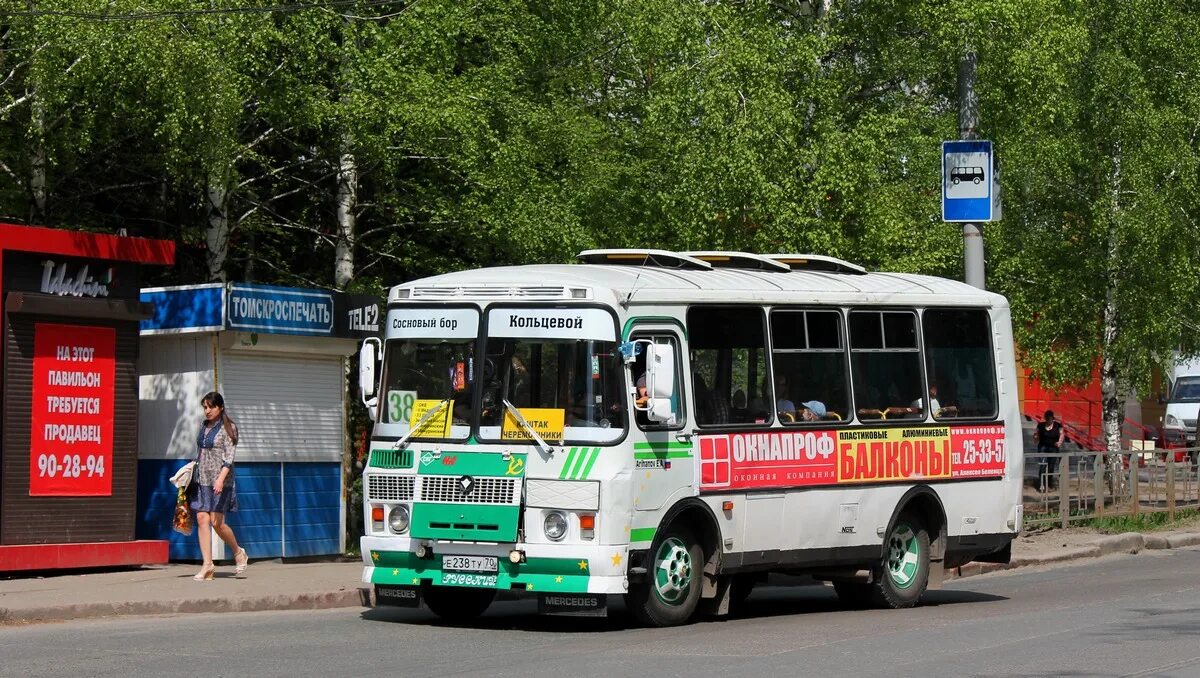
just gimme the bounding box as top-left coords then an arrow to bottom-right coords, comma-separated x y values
850,311 -> 922,421
922,309 -> 997,419
770,309 -> 850,424
687,306 -> 769,426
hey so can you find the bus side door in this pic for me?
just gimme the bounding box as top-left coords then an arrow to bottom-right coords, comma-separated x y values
629,328 -> 694,512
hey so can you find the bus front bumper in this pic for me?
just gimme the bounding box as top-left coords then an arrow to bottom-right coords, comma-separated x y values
360,536 -> 629,595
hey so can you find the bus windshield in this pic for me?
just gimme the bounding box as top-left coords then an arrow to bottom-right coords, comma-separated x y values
378,307 -> 479,441
478,307 -> 625,444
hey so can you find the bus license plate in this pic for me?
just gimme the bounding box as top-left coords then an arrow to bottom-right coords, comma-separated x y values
442,555 -> 498,573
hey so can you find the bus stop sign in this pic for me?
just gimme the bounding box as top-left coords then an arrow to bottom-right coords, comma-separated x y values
942,140 -> 994,222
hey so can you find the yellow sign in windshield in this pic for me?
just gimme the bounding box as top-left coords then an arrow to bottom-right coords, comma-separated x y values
501,408 -> 565,442
409,399 -> 453,437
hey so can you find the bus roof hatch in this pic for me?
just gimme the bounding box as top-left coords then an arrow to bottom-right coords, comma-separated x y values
764,254 -> 868,275
576,249 -> 712,270
680,251 -> 793,272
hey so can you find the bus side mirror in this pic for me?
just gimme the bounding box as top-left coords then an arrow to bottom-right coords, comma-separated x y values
644,343 -> 676,423
1158,391 -> 1167,405
359,338 -> 381,420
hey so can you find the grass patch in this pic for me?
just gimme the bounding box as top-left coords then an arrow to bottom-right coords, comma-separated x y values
1079,509 -> 1200,534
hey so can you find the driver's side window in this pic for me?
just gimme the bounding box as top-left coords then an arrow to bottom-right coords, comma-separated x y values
631,333 -> 686,430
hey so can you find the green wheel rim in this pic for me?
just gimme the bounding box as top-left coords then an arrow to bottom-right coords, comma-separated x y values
652,536 -> 694,605
886,522 -> 921,589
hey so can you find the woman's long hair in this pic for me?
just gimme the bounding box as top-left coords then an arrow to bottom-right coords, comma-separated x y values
202,391 -> 239,446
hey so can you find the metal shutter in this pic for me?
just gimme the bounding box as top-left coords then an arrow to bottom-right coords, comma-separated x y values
220,353 -> 345,462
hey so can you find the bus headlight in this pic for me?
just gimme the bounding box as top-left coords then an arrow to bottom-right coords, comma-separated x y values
388,505 -> 411,534
544,511 -> 568,541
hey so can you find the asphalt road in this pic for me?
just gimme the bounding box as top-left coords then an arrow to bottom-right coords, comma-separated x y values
4,548 -> 1200,678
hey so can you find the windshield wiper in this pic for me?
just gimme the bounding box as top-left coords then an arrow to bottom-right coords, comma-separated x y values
393,398 -> 451,451
502,399 -> 554,459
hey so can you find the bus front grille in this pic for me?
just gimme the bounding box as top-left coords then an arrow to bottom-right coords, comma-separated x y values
419,476 -> 519,504
366,474 -> 415,502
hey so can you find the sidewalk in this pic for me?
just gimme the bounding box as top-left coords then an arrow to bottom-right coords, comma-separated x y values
0,559 -> 366,625
4,530 -> 1200,626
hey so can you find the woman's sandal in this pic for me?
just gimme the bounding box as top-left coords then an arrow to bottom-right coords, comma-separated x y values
193,562 -> 215,581
234,547 -> 249,574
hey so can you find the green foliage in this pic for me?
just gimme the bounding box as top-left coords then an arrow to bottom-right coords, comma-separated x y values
0,0 -> 1197,406
985,1 -> 1200,395
1081,508 -> 1200,534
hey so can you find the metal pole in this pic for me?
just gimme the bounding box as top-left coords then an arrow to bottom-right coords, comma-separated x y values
958,51 -> 985,290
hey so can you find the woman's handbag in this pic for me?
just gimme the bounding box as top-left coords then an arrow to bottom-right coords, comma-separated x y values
169,461 -> 196,489
168,461 -> 196,536
172,487 -> 193,536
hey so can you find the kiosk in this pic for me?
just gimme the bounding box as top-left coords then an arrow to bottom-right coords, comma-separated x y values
0,223 -> 174,571
136,283 -> 378,560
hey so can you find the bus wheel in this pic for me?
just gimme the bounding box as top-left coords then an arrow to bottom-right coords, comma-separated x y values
627,524 -> 703,626
871,513 -> 930,609
422,583 -> 496,622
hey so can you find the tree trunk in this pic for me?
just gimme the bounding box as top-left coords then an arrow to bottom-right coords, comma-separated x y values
334,133 -> 357,291
206,179 -> 230,282
29,92 -> 46,223
1101,143 -> 1126,494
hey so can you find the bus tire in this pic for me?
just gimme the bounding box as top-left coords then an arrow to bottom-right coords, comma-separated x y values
871,512 -> 930,609
422,583 -> 496,622
626,524 -> 703,627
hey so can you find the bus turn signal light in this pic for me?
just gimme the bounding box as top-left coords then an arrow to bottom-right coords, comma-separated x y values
371,506 -> 384,522
579,514 -> 595,530
722,501 -> 734,512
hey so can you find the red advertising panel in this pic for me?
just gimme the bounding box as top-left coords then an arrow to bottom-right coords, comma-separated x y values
29,323 -> 116,496
700,430 -> 839,490
700,423 -> 1008,492
948,424 -> 1008,479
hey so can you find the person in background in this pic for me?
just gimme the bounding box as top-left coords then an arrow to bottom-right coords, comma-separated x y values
1035,409 -> 1066,491
190,391 -> 249,581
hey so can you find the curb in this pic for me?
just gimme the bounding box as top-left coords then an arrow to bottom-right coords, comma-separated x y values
951,531 -> 1200,579
0,587 -> 370,626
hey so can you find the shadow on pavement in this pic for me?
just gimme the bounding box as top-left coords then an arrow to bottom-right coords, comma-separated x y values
360,583 -> 1008,632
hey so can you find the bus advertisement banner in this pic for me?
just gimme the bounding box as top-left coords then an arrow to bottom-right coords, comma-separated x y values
699,424 -> 1006,491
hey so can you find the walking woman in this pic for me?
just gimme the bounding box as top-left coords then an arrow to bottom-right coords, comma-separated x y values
191,391 -> 248,580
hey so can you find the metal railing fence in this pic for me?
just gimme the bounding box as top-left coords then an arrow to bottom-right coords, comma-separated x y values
1023,447 -> 1200,529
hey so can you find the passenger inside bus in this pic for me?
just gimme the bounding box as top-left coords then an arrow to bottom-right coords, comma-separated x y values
777,398 -> 796,422
797,400 -> 826,421
911,383 -> 957,417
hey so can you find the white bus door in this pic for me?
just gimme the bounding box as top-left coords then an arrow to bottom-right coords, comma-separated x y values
629,328 -> 695,513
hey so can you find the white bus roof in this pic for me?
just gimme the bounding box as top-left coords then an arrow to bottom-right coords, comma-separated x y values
388,250 -> 1007,307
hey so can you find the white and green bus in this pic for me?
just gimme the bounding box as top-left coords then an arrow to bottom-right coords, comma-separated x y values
358,250 -> 1022,625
